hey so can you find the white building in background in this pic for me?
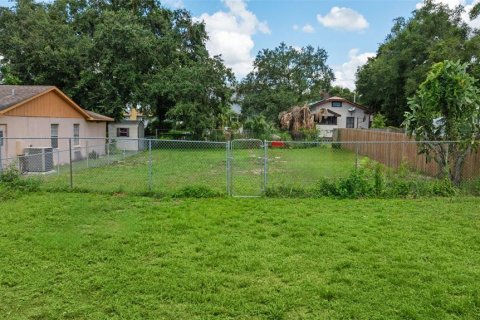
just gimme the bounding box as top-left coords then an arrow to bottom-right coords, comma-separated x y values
108,108 -> 145,151
309,96 -> 371,139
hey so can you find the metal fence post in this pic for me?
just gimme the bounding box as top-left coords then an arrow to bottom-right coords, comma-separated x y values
86,140 -> 89,168
69,138 -> 73,188
226,140 -> 230,195
57,149 -> 60,175
0,140 -> 3,175
107,138 -> 110,164
263,140 -> 268,193
148,139 -> 152,191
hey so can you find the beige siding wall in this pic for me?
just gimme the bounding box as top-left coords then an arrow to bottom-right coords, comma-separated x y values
0,115 -> 107,164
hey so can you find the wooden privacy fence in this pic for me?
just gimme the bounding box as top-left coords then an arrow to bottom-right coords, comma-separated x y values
335,129 -> 480,180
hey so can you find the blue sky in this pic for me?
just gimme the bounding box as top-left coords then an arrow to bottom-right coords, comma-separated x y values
2,0 -> 479,89
184,0 -> 419,88
168,0 -> 480,88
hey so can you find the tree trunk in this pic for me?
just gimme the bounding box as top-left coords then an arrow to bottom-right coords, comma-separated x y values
452,146 -> 470,185
155,95 -> 174,131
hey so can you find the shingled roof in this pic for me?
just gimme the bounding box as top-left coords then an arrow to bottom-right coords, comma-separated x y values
0,85 -> 113,121
0,85 -> 54,112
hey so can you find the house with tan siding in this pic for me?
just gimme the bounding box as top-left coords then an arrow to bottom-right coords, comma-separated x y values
0,85 -> 113,166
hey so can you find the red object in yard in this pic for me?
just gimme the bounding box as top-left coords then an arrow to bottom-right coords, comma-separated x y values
271,141 -> 285,148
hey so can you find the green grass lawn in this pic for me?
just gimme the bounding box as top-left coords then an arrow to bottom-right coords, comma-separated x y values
1,193 -> 479,319
41,145 -> 358,196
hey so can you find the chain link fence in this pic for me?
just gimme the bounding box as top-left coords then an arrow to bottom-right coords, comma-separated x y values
1,137 -> 479,196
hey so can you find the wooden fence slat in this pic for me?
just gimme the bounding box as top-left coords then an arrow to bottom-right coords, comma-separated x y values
336,128 -> 480,179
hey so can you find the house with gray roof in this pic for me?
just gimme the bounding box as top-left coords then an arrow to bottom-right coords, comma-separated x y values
0,85 -> 113,168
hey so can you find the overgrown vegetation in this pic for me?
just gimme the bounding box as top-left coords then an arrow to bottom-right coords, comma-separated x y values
0,164 -> 40,201
267,159 -> 459,198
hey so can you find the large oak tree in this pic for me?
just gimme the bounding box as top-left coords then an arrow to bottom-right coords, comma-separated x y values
238,43 -> 334,122
0,0 -> 234,137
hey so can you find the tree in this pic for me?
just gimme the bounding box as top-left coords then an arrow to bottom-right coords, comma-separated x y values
158,56 -> 235,137
371,113 -> 387,129
328,86 -> 355,102
403,60 -> 480,184
0,0 -> 235,136
238,42 -> 334,122
356,1 -> 476,126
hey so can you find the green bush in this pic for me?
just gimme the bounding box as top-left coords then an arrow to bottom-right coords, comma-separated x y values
172,185 -> 223,198
313,163 -> 458,199
0,165 -> 40,192
265,185 -> 312,198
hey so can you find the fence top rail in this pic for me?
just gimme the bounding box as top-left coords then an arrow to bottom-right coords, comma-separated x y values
2,136 -> 478,145
0,137 -> 228,145
266,140 -> 473,144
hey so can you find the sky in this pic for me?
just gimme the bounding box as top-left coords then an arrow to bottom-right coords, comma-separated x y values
1,0 -> 480,89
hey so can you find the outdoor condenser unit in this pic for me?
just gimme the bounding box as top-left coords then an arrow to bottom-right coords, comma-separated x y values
23,147 -> 54,173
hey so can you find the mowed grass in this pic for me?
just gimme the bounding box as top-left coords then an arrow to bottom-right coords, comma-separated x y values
42,146 -> 358,196
1,193 -> 479,319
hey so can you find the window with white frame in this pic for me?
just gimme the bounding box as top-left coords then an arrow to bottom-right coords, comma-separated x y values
51,124 -> 59,148
73,124 -> 80,145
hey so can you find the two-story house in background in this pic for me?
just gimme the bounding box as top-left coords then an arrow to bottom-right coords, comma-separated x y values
309,96 -> 371,139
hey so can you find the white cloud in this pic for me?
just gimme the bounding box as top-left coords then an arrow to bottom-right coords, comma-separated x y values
333,49 -> 375,90
317,7 -> 369,31
196,0 -> 270,78
415,0 -> 480,29
162,0 -> 184,9
293,24 -> 315,33
302,24 -> 315,33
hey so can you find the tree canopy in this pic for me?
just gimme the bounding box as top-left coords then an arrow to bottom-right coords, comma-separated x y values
404,60 -> 480,184
238,42 -> 334,122
356,0 -> 480,126
0,0 -> 234,136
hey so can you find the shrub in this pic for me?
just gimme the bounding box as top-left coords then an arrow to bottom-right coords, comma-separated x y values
172,185 -> 222,198
0,164 -> 40,192
265,185 -> 312,198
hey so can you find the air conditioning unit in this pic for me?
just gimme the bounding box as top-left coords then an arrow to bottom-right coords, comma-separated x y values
23,147 -> 54,173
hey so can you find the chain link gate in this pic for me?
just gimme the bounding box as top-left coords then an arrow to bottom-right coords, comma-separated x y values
228,139 -> 266,197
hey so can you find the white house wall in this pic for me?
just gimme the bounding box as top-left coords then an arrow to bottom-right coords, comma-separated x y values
108,122 -> 144,151
311,101 -> 369,138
